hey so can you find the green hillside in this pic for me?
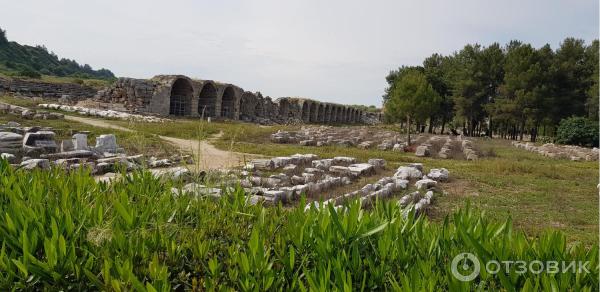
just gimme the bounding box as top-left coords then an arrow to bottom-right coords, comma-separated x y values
0,27 -> 114,80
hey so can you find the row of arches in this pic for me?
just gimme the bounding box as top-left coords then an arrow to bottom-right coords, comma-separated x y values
166,77 -> 363,124
285,99 -> 364,124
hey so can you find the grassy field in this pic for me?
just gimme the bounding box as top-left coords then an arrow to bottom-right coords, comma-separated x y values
1,99 -> 596,245
1,163 -> 597,289
107,118 -> 598,245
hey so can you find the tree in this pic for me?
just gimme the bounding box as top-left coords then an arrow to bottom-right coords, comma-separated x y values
0,27 -> 7,45
383,66 -> 423,104
423,53 -> 453,133
385,70 -> 440,144
550,38 -> 589,124
584,40 -> 599,120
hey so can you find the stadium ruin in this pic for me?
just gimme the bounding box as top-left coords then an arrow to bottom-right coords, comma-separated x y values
94,75 -> 381,124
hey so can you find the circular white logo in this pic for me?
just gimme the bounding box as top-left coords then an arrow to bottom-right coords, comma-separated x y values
451,253 -> 481,282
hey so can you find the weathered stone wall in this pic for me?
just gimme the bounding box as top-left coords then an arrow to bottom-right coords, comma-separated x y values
94,77 -> 155,110
93,74 -> 380,124
0,76 -> 97,99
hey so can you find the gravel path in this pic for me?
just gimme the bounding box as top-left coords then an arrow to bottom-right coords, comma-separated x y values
65,115 -> 260,170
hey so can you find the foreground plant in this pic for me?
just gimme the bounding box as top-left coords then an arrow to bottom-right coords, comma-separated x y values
0,160 -> 597,290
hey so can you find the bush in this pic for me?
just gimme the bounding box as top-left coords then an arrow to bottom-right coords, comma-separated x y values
17,67 -> 41,79
555,116 -> 599,147
0,161 -> 597,290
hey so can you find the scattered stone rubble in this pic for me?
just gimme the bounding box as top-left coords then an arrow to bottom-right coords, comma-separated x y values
512,141 -> 599,161
38,104 -> 167,123
0,102 -> 64,120
304,162 -> 450,215
414,135 -> 480,160
0,122 -> 191,173
271,126 -> 407,151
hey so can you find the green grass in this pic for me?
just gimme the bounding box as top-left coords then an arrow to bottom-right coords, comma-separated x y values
100,119 -> 599,244
0,162 -> 597,290
8,110 -> 597,246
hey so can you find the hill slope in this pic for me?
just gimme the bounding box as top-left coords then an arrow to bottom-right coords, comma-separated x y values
0,28 -> 114,80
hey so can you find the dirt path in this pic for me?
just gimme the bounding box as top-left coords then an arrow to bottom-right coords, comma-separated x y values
65,115 -> 260,170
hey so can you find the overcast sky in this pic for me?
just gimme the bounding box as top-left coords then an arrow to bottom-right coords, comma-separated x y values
1,0 -> 598,106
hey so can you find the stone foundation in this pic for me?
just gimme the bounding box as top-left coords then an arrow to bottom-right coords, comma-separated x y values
0,76 -> 97,100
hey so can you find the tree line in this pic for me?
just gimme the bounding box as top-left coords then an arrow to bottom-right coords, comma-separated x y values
0,27 -> 115,80
383,38 -> 598,142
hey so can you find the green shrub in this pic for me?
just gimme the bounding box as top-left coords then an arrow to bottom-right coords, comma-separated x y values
17,67 -> 41,79
555,116 -> 599,147
0,160 -> 597,290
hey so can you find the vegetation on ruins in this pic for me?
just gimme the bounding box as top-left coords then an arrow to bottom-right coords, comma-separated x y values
383,38 -> 599,143
0,161 -> 597,290
0,28 -> 115,80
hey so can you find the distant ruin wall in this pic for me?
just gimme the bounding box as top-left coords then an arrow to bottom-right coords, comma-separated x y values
0,76 -> 97,99
93,75 -> 381,125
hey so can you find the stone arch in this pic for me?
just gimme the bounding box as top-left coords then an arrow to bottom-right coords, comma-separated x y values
169,78 -> 194,116
335,107 -> 342,123
317,103 -> 325,123
278,98 -> 290,120
254,100 -> 264,118
220,86 -> 236,119
301,101 -> 311,123
309,102 -> 318,123
323,104 -> 331,123
331,106 -> 338,123
198,82 -> 217,118
345,108 -> 351,123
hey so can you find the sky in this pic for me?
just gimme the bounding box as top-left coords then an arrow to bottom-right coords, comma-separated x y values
1,0 -> 598,106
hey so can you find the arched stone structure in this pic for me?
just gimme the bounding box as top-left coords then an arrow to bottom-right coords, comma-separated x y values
317,103 -> 325,123
323,104 -> 331,123
278,98 -> 290,120
169,78 -> 194,116
101,74 -> 379,124
198,82 -> 217,118
330,106 -> 338,123
309,102 -> 318,123
255,100 -> 264,118
220,86 -> 236,119
240,92 -> 258,120
301,101 -> 311,123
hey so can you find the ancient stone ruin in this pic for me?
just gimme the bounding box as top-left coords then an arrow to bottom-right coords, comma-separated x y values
512,141 -> 599,161
0,122 -> 192,173
94,75 -> 379,124
170,153 -> 449,214
414,135 -> 480,160
0,102 -> 64,120
0,76 -> 96,100
271,126 -> 407,150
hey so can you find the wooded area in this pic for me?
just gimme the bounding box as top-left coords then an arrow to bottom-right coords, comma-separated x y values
384,38 -> 599,143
